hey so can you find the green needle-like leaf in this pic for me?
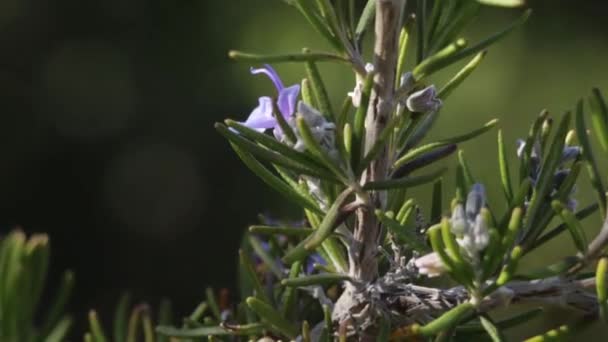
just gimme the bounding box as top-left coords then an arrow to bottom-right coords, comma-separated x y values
589,88 -> 608,151
394,119 -> 498,169
218,123 -> 336,181
45,317 -> 73,342
281,273 -> 351,287
246,297 -> 298,338
522,112 -> 571,246
366,167 -> 446,190
355,0 -> 375,41
228,50 -> 349,64
283,188 -> 353,263
597,257 -> 608,322
497,130 -> 514,204
88,310 -> 108,342
551,201 -> 589,254
249,235 -> 284,279
438,51 -> 486,100
239,250 -> 270,303
229,142 -> 323,215
205,288 -> 221,321
480,315 -> 507,342
113,293 -> 131,342
156,323 -> 266,337
352,70 -> 375,169
281,261 -> 302,318
575,100 -> 607,216
413,39 -> 467,80
416,302 -> 475,337
305,55 -> 334,119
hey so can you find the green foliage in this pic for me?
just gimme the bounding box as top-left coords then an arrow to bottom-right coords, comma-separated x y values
0,230 -> 73,342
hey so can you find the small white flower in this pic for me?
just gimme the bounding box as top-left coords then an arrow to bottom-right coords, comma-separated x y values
414,252 -> 446,277
451,184 -> 489,257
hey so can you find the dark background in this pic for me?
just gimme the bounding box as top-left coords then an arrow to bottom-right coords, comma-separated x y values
1,0 -> 607,337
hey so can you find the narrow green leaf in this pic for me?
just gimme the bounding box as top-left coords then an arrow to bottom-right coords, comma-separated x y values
206,288 -> 221,321
496,246 -> 523,286
355,0 -> 375,40
522,112 -> 571,246
497,130 -> 514,204
457,150 -> 475,189
246,297 -> 298,338
440,217 -> 473,280
218,123 -> 336,180
45,316 -> 73,342
301,78 -> 315,107
88,310 -> 108,342
281,261 -> 302,318
283,188 -> 353,263
426,9 -> 530,80
413,38 -> 467,80
228,50 -> 349,64
42,270 -> 75,337
431,179 -> 443,223
457,308 -> 543,333
249,235 -> 284,279
157,299 -> 172,342
575,99 -> 607,216
113,293 -> 131,342
394,119 -> 498,169
305,55 -> 334,119
417,302 -> 475,337
293,0 -> 343,51
229,142 -> 323,215
528,203 -> 598,253
597,257 -> 608,322
239,250 -> 270,303
480,315 -> 506,342
396,19 -> 413,85
352,70 -> 375,169
366,167 -> 446,190
551,201 -> 589,254
281,273 -> 351,287
141,309 -> 154,342
376,209 -> 429,252
589,88 -> 608,151
156,323 -> 266,337
358,114 -> 400,174
438,51 -> 486,100
477,0 -> 525,7
323,304 -> 333,342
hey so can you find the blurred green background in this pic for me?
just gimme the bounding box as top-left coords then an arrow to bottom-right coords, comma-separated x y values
0,0 -> 607,337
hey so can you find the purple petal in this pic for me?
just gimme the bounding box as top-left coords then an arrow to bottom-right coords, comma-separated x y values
277,84 -> 300,118
243,96 -> 276,131
251,64 -> 284,92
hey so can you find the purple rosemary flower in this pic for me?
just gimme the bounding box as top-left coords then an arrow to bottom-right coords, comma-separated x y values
242,64 -> 300,139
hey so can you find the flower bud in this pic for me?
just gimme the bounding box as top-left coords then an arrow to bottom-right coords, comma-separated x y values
406,85 -> 442,113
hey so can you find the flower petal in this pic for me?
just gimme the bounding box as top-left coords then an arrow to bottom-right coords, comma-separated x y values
277,84 -> 300,118
251,64 -> 284,92
243,96 -> 276,131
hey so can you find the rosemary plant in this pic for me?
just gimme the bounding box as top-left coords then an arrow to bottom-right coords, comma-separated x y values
5,0 -> 608,341
155,0 -> 608,340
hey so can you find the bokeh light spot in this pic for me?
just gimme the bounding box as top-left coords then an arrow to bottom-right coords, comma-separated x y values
39,42 -> 138,140
103,143 -> 205,238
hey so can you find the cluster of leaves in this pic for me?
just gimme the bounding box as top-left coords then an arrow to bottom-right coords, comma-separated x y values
0,231 -> 73,342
